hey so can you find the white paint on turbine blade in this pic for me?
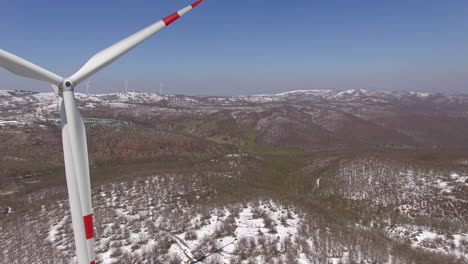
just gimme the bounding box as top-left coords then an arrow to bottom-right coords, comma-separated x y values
61,98 -> 91,264
70,20 -> 166,85
0,49 -> 63,86
63,91 -> 93,216
177,5 -> 193,16
62,91 -> 96,262
87,238 -> 96,262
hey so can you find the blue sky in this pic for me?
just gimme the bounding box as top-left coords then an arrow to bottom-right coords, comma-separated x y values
1,0 -> 467,95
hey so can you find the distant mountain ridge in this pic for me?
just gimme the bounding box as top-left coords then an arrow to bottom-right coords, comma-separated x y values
2,88 -> 468,111
2,88 -> 468,150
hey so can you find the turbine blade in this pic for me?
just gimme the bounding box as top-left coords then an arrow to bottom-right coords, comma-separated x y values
0,49 -> 63,86
62,90 -> 95,263
60,96 -> 91,264
69,0 -> 205,85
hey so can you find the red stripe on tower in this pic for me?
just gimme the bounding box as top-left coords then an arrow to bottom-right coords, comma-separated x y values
83,214 -> 94,239
163,12 -> 180,26
90,262 -> 95,264
191,0 -> 204,8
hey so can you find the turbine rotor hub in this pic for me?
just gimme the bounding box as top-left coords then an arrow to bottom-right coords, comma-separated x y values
62,79 -> 75,91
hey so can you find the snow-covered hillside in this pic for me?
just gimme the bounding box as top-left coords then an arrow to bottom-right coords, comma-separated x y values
2,89 -> 468,116
2,88 -> 468,263
2,167 -> 466,264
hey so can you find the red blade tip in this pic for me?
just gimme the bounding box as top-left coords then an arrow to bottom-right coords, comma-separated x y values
163,12 -> 181,26
191,0 -> 204,8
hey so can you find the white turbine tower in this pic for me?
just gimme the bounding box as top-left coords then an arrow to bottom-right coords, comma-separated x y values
0,1 -> 205,263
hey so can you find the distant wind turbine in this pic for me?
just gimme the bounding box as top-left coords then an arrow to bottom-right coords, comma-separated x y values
86,80 -> 90,95
0,1 -> 205,263
159,81 -> 166,95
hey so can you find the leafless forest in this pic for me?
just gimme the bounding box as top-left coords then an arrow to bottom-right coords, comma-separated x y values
1,89 -> 467,263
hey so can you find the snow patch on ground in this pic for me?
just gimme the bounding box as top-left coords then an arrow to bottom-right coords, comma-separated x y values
386,225 -> 468,259
166,201 -> 301,263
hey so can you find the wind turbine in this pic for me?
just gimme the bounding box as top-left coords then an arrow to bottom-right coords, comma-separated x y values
0,1 -> 205,263
86,80 -> 90,95
159,81 -> 166,95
